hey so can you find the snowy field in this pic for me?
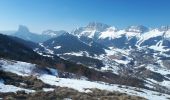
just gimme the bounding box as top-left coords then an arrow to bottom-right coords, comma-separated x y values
0,59 -> 170,100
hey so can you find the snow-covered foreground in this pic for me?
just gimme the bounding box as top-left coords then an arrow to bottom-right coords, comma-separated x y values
0,60 -> 37,76
38,74 -> 170,100
0,79 -> 34,93
0,59 -> 170,100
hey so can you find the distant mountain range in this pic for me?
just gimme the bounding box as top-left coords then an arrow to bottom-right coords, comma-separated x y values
73,22 -> 170,50
5,23 -> 170,51
4,25 -> 67,43
0,22 -> 170,99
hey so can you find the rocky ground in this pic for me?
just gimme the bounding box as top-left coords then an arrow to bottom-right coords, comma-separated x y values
0,88 -> 146,100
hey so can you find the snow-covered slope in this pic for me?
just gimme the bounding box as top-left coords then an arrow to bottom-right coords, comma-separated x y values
0,59 -> 170,100
39,75 -> 170,100
0,59 -> 59,77
0,79 -> 34,93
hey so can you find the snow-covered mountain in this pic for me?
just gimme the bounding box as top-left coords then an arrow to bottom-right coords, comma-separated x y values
73,22 -> 110,39
72,23 -> 170,51
26,22 -> 170,74
1,23 -> 170,99
38,32 -> 106,55
35,32 -> 107,68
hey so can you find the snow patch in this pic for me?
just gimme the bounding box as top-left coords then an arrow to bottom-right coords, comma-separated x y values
43,88 -> 54,92
99,28 -> 124,40
149,40 -> 169,52
114,59 -> 130,65
54,46 -> 61,49
0,59 -> 36,76
63,51 -> 90,57
39,43 -> 54,54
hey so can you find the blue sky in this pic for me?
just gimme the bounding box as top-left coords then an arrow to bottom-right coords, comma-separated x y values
0,0 -> 170,33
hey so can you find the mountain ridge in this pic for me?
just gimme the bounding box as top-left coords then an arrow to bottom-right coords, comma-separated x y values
1,23 -> 170,99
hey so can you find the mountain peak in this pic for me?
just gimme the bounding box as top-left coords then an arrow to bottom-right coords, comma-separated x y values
18,25 -> 30,33
159,25 -> 170,31
86,22 -> 110,31
125,25 -> 149,33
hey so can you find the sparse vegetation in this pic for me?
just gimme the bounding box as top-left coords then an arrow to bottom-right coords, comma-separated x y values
0,88 -> 146,100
